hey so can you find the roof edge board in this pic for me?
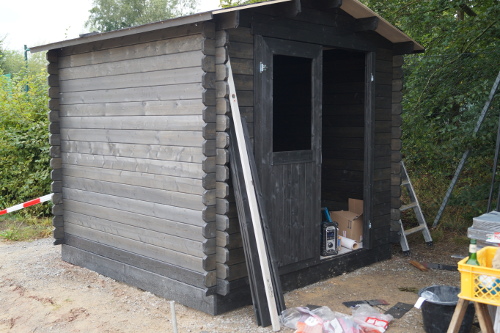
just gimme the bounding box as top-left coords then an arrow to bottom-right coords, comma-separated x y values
212,0 -> 292,14
30,12 -> 214,53
341,0 -> 424,52
30,0 -> 423,54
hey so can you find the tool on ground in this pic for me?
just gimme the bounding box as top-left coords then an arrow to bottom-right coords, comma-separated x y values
384,302 -> 413,319
398,161 -> 433,254
422,262 -> 457,271
409,260 -> 429,272
342,299 -> 390,308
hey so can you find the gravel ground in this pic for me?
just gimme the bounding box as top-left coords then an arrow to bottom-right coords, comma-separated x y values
0,237 -> 478,332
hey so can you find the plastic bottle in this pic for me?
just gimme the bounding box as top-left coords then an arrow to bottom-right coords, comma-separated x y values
466,239 -> 480,266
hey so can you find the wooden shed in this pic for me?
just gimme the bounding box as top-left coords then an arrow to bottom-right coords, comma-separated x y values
31,0 -> 423,316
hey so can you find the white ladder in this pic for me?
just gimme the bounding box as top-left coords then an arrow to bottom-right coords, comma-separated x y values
398,161 -> 433,254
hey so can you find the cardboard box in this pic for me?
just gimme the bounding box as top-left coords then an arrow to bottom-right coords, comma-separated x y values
330,199 -> 363,244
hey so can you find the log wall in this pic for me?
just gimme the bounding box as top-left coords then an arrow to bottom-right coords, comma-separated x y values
214,26 -> 254,296
51,23 -> 220,313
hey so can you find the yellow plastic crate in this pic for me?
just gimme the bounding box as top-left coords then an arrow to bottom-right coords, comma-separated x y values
458,246 -> 500,306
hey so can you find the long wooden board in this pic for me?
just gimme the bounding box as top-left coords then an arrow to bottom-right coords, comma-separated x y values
63,165 -> 204,194
58,34 -> 205,68
60,99 -> 205,117
227,57 -> 284,330
59,51 -> 203,80
61,152 -> 204,179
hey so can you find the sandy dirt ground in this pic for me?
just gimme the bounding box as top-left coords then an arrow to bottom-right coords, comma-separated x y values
0,237 -> 476,333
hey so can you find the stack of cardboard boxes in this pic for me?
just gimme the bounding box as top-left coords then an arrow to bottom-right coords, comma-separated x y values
330,198 -> 363,249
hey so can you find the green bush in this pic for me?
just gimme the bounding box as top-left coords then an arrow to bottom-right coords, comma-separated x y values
0,69 -> 51,216
381,0 -> 500,231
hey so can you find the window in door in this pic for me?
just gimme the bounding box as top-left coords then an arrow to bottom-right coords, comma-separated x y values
272,55 -> 312,152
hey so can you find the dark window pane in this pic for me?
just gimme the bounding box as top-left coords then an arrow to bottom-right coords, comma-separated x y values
273,55 -> 312,152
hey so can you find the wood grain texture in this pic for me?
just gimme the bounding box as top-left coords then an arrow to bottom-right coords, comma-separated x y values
64,223 -> 212,272
64,199 -> 205,241
63,176 -> 205,210
61,141 -> 204,164
61,152 -> 204,179
59,34 -> 205,69
64,234 -> 216,288
59,24 -> 204,57
63,188 -> 206,226
60,99 -> 205,117
60,129 -> 204,147
60,83 -> 204,105
61,115 -> 204,130
59,51 -> 204,80
64,210 -> 213,256
61,244 -> 221,314
60,67 -> 203,92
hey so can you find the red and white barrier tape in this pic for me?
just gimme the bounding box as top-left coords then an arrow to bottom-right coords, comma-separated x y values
0,194 -> 53,215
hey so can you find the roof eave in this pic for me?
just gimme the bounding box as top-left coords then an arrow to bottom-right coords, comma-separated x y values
30,0 -> 423,54
30,12 -> 214,53
341,0 -> 424,53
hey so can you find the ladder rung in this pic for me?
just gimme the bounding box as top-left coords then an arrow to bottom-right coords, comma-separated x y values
404,225 -> 427,236
399,160 -> 433,252
400,203 -> 418,211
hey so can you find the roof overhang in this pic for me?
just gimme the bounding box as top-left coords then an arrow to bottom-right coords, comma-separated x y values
30,0 -> 423,53
29,12 -> 214,53
341,0 -> 424,52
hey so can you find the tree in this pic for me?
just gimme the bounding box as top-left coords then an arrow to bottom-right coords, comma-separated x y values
358,0 -> 500,172
1,40 -> 47,76
220,0 -> 268,7
360,0 -> 500,218
86,0 -> 199,32
0,68 -> 51,215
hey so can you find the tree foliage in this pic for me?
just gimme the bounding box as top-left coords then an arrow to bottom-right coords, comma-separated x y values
220,0 -> 268,7
86,0 -> 199,32
0,65 -> 51,215
360,0 -> 500,173
220,0 -> 270,8
0,40 -> 47,75
361,0 -> 500,218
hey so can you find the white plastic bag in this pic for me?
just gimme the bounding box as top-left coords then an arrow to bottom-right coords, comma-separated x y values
281,306 -> 365,333
281,307 -> 324,332
351,304 -> 393,333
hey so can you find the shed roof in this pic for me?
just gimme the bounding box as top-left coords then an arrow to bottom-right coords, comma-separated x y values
30,0 -> 424,53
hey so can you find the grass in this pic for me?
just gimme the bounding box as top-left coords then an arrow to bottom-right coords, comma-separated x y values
0,214 -> 52,241
400,163 -> 492,246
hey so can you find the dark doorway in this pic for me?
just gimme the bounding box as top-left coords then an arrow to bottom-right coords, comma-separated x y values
321,49 -> 366,211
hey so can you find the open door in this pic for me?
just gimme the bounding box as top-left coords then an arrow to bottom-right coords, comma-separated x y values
255,36 -> 322,272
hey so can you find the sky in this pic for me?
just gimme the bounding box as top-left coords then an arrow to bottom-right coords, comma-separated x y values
0,0 -> 221,52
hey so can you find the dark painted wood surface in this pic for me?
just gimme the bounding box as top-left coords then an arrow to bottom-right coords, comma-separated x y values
322,49 -> 366,206
255,36 -> 322,271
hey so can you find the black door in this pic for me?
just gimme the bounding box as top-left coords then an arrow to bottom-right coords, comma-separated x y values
255,36 -> 322,272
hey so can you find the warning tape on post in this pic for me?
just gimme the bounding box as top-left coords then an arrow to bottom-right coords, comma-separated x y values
0,194 -> 53,215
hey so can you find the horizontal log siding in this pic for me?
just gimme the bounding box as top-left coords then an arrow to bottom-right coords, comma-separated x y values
390,55 -> 404,239
214,27 -> 254,295
322,50 -> 366,207
201,21 -> 218,287
47,49 -> 64,244
370,48 -> 394,246
57,25 -> 215,279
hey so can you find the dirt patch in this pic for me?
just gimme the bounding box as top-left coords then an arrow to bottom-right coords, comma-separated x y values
0,237 -> 476,332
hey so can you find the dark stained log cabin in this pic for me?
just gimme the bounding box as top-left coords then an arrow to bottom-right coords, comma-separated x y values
31,0 -> 423,316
